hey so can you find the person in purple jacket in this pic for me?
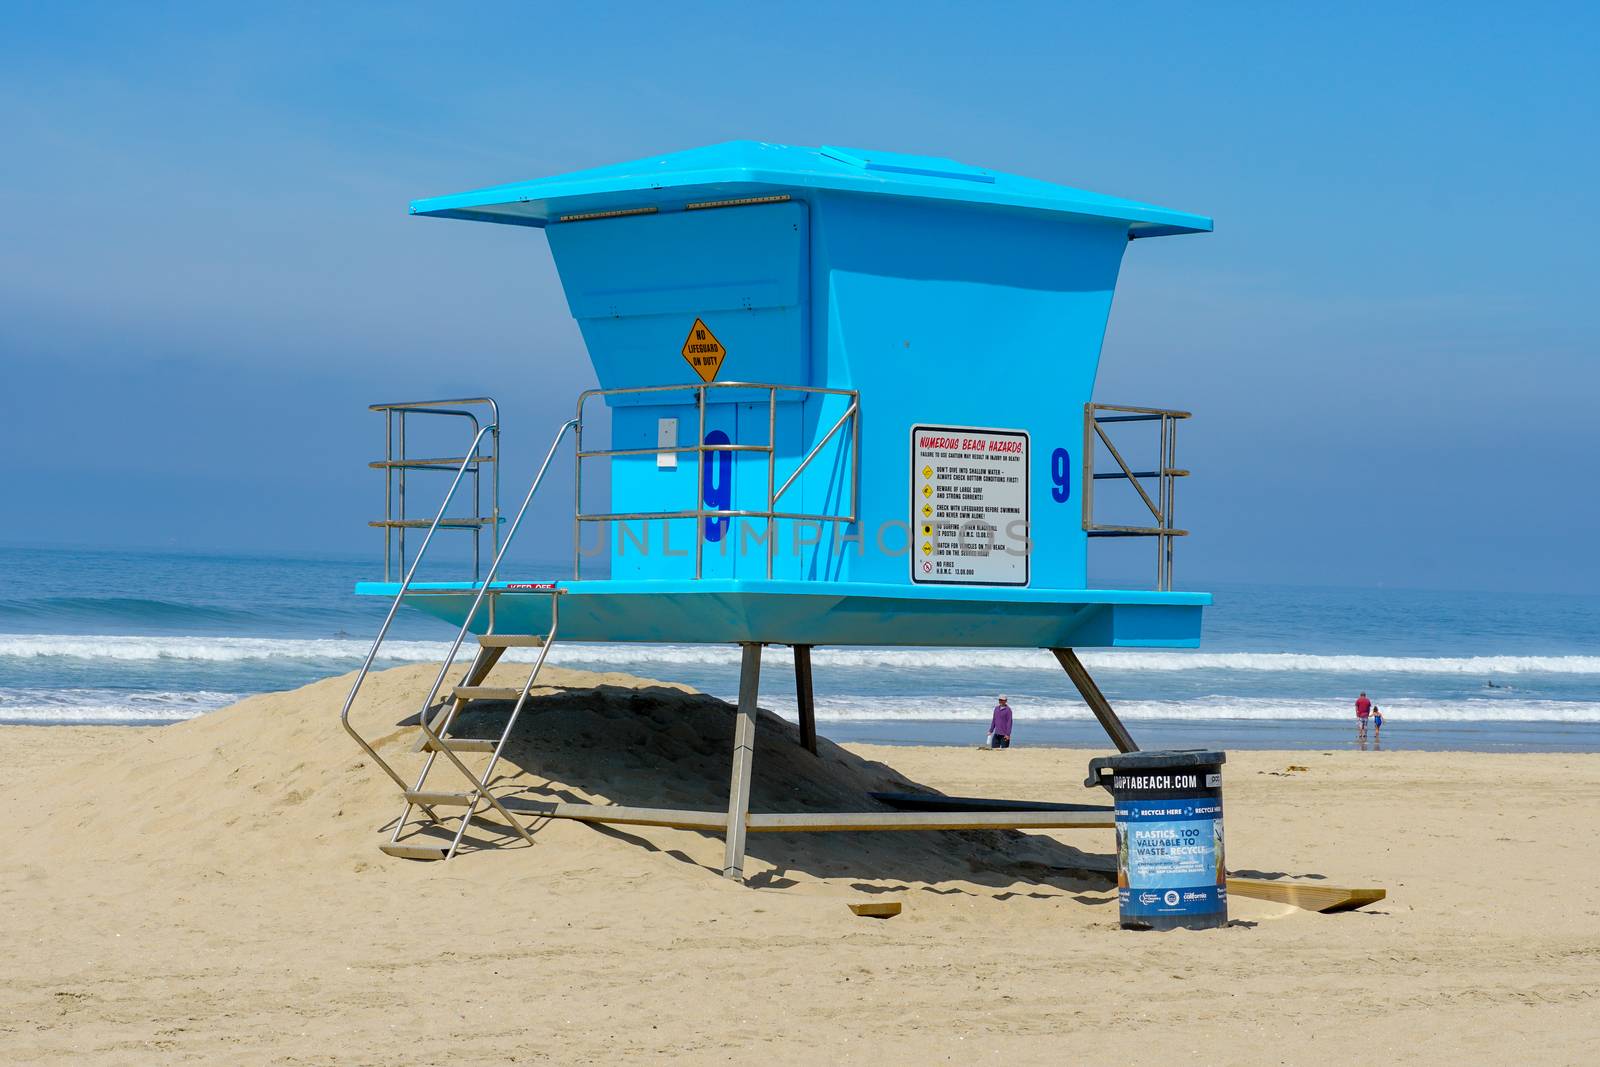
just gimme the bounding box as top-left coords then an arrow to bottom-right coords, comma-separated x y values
988,695 -> 1013,749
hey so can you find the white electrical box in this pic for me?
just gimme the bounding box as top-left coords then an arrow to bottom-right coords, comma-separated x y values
656,418 -> 678,470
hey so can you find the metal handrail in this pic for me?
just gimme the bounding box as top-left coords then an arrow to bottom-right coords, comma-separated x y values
341,423 -> 499,795
1082,402 -> 1192,591
573,381 -> 860,580
371,396 -> 502,421
774,400 -> 858,503
412,418 -> 578,737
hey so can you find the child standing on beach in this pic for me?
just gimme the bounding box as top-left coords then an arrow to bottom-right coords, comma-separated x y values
1371,705 -> 1383,740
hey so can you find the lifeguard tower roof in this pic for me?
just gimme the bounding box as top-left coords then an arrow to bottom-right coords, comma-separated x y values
410,140 -> 1213,239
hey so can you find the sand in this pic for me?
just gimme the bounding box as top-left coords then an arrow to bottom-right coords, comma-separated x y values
3,662 -> 1598,1064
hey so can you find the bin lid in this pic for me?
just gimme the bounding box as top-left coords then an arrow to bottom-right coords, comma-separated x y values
1084,749 -> 1226,789
410,140 -> 1213,239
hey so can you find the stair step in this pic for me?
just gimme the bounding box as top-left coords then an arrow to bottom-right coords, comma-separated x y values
380,843 -> 451,861
452,685 -> 526,701
405,790 -> 477,807
476,634 -> 547,648
424,737 -> 498,753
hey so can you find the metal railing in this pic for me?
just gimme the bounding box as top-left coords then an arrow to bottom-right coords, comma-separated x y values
1082,402 -> 1191,591
573,381 -> 861,580
370,397 -> 500,582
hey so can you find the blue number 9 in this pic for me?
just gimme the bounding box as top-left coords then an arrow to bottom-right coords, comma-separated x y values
1050,447 -> 1071,502
703,430 -> 732,541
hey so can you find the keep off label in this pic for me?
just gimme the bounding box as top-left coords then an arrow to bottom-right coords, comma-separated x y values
910,425 -> 1029,586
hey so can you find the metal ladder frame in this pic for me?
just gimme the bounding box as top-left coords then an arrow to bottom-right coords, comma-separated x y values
1082,402 -> 1192,591
341,414 -> 578,858
340,417 -> 501,798
369,397 -> 501,582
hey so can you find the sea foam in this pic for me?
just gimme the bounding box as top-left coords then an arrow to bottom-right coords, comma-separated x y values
2,634 -> 1598,676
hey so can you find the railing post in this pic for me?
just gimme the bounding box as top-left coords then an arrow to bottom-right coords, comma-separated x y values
383,409 -> 393,582
573,396 -> 583,580
397,411 -> 407,576
766,387 -> 777,580
695,386 -> 706,580
1081,404 -> 1094,534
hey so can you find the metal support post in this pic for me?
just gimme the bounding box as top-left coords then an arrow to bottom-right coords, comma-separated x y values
793,644 -> 817,756
1051,647 -> 1139,753
722,642 -> 763,881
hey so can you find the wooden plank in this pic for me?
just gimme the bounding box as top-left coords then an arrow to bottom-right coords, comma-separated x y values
500,798 -> 725,831
848,901 -> 902,918
379,843 -> 449,861
1226,877 -> 1386,913
475,634 -> 547,648
423,737 -> 497,753
496,802 -> 1112,834
746,810 -> 1114,832
404,790 -> 475,807
870,791 -> 1111,814
452,685 -> 526,701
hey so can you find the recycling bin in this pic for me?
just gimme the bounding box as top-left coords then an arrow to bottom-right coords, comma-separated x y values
1086,750 -> 1227,930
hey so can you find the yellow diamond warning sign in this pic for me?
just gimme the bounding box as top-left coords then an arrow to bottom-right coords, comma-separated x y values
681,318 -> 726,382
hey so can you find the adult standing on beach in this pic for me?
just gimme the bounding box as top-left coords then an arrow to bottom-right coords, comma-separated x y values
989,695 -> 1013,749
1355,692 -> 1372,740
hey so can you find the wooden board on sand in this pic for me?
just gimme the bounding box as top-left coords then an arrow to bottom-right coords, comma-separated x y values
1226,877 -> 1386,913
848,901 -> 902,918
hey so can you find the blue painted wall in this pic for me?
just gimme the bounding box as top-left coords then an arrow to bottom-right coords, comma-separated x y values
545,187 -> 1128,590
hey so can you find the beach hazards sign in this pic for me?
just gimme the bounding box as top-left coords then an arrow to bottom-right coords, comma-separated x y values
911,425 -> 1029,586
680,318 -> 726,382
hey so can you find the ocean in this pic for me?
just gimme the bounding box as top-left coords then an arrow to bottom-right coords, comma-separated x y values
3,544 -> 1597,752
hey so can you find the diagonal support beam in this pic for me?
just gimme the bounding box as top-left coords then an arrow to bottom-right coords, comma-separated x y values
722,643 -> 763,881
1051,647 -> 1139,753
411,642 -> 505,752
793,644 -> 817,756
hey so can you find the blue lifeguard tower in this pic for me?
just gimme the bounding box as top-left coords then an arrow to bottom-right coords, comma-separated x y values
342,141 -> 1212,876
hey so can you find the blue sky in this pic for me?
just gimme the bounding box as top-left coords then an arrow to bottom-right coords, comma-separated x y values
2,2 -> 1596,593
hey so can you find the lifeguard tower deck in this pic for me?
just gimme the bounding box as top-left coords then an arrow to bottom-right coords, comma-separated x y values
342,141 -> 1213,876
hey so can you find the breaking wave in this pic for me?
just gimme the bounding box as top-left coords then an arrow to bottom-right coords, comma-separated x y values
791,695 -> 1600,724
2,634 -> 1599,676
0,687 -> 242,725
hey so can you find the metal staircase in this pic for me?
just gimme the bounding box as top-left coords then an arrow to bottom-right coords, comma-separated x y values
340,397 -> 578,861
381,608 -> 561,861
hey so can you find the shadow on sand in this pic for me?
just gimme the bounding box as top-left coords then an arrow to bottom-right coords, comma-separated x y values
396,683 -> 1117,899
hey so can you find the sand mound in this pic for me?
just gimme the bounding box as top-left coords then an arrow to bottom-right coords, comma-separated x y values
24,662 -> 1104,893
